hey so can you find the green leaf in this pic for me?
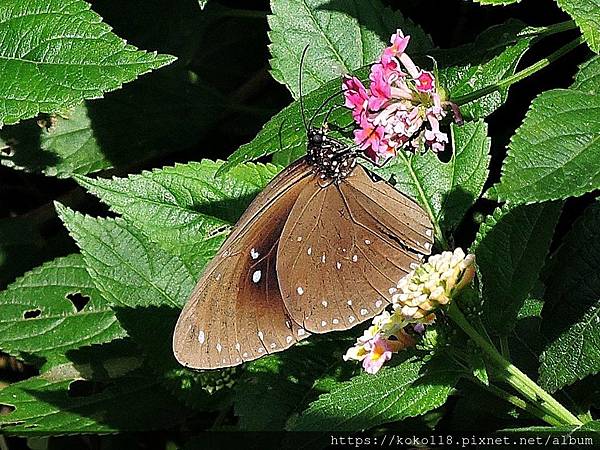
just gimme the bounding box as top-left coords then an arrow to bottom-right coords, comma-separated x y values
492,59 -> 600,204
234,337 -> 356,431
0,254 -> 125,367
75,160 -> 279,276
440,36 -> 533,119
268,0 -> 432,98
55,205 -> 234,409
509,296 -> 547,377
539,202 -> 600,392
0,342 -> 189,435
372,120 -> 490,235
572,55 -> 600,93
471,202 -> 562,335
55,205 -> 195,309
0,0 -> 175,126
0,69 -> 225,178
556,0 -> 600,53
288,355 -> 461,432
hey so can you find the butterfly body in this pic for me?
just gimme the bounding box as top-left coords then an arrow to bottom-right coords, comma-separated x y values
173,128 -> 433,369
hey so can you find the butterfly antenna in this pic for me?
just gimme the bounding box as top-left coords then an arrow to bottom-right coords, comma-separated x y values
307,89 -> 345,130
299,45 -> 310,132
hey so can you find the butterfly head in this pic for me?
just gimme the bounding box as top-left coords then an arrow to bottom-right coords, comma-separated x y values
306,126 -> 357,182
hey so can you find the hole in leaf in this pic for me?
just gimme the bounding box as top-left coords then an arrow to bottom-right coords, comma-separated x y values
23,309 -> 41,319
0,404 -> 15,415
67,293 -> 90,312
68,380 -> 108,398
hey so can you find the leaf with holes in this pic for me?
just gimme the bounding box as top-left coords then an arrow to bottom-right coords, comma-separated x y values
539,202 -> 600,392
56,206 -> 195,309
75,160 -> 280,276
556,0 -> 600,53
0,341 -> 190,435
492,57 -> 600,204
471,202 -> 562,335
0,254 -> 125,368
268,0 -> 432,98
55,205 -> 234,409
288,355 -> 461,433
371,120 -> 490,237
0,69 -> 225,178
0,0 -> 175,126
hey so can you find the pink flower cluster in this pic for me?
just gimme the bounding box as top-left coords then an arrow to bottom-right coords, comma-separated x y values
343,29 -> 449,164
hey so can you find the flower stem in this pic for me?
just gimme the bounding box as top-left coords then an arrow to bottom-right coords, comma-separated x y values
471,377 -> 563,427
447,303 -> 583,427
452,36 -> 585,107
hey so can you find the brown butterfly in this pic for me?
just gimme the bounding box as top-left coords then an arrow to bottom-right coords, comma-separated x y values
172,123 -> 434,369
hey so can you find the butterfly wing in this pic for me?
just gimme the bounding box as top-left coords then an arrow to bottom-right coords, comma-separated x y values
173,159 -> 313,369
276,164 -> 433,333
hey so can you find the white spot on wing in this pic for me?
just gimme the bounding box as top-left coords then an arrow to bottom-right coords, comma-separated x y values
286,335 -> 293,343
297,236 -> 302,242
235,342 -> 241,351
270,343 -> 277,349
198,330 -> 205,344
352,254 -> 358,262
424,242 -> 432,251
298,328 -> 306,336
321,300 -> 328,307
297,286 -> 304,295
333,318 -> 339,324
426,229 -> 433,237
365,239 -> 371,245
348,315 -> 356,323
243,352 -> 248,358
307,247 -> 312,256
321,253 -> 326,263
250,248 -> 259,259
216,343 -> 222,353
258,347 -> 264,353
360,308 -> 368,316
321,320 -> 327,327
257,331 -> 264,340
252,270 -> 262,283
347,299 -> 353,306
375,300 -> 383,308
389,287 -> 397,295
336,261 -> 342,270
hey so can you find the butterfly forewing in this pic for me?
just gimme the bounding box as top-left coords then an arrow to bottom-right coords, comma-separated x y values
276,165 -> 434,333
173,159 -> 312,369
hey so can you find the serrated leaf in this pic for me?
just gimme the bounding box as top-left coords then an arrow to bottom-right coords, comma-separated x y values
539,202 -> 600,392
288,355 -> 461,433
469,352 -> 489,385
0,69 -> 225,178
556,0 -> 600,53
268,0 -> 432,98
55,205 -> 233,409
0,0 -> 175,126
493,59 -> 600,204
0,254 -> 125,367
471,202 -> 562,335
55,205 -> 195,309
572,55 -> 600,93
0,342 -> 189,435
441,36 -> 533,119
76,160 -> 279,276
371,120 -> 490,236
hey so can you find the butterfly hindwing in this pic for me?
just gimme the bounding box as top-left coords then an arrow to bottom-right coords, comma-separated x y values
173,160 -> 312,369
276,165 -> 433,333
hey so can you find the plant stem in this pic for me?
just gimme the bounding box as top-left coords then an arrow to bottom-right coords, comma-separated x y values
448,303 -> 583,427
471,378 -> 563,427
520,20 -> 578,39
499,336 -> 511,359
453,36 -> 585,107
